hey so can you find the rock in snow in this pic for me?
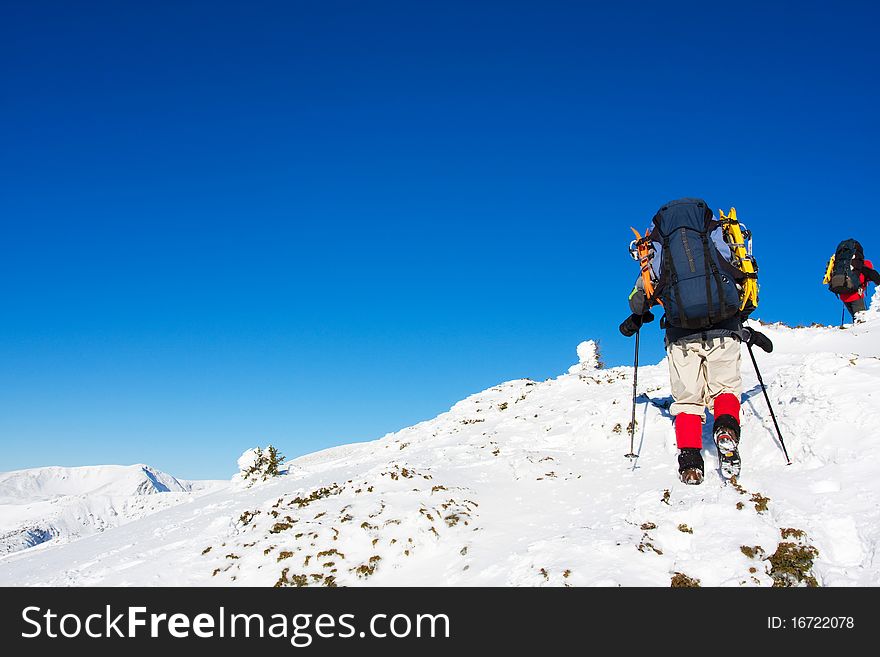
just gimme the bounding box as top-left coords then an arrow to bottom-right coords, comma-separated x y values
1,295 -> 879,586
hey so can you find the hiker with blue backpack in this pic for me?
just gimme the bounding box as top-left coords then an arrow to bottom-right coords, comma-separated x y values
619,198 -> 772,485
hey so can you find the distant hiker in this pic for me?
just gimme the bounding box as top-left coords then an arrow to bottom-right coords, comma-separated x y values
619,198 -> 772,485
823,239 -> 880,320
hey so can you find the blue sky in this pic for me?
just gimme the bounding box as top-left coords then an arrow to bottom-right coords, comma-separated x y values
1,1 -> 877,479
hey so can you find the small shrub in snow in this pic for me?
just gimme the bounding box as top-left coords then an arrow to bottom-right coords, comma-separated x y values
768,530 -> 819,587
780,527 -> 806,540
353,555 -> 382,578
671,572 -> 701,587
750,492 -> 770,513
768,542 -> 819,587
237,445 -> 286,487
740,545 -> 765,560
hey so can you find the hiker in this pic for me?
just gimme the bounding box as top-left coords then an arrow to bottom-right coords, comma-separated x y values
619,198 -> 771,485
824,239 -> 880,320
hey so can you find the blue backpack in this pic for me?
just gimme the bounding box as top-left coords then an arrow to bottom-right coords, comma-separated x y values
650,198 -> 741,330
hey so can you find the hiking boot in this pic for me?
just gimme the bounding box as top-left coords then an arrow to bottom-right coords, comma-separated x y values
678,448 -> 704,486
714,427 -> 738,452
679,467 -> 704,485
713,415 -> 741,479
713,414 -> 739,448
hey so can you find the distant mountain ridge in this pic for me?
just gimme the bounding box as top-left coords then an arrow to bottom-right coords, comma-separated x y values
0,464 -> 226,555
0,464 -> 189,503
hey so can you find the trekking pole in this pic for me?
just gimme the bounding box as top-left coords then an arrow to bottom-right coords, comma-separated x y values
745,342 -> 791,465
841,305 -> 845,327
626,328 -> 640,459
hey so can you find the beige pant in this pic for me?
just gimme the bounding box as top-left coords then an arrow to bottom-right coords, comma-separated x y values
667,337 -> 742,417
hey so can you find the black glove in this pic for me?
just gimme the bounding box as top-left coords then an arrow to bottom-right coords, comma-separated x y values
619,311 -> 654,337
742,327 -> 773,353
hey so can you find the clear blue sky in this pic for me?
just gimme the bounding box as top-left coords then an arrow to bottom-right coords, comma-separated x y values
1,1 -> 877,479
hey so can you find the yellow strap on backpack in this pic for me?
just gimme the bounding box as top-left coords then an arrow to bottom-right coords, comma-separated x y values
718,207 -> 759,311
822,255 -> 835,284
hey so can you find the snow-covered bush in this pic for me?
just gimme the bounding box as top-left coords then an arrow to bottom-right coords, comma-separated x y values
568,340 -> 603,374
236,445 -> 286,487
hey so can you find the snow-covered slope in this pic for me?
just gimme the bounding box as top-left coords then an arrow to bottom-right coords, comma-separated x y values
1,297 -> 878,586
0,464 -> 227,555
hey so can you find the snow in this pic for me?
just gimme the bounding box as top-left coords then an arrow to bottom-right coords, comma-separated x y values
1,293 -> 879,586
0,464 -> 227,555
236,448 -> 261,475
